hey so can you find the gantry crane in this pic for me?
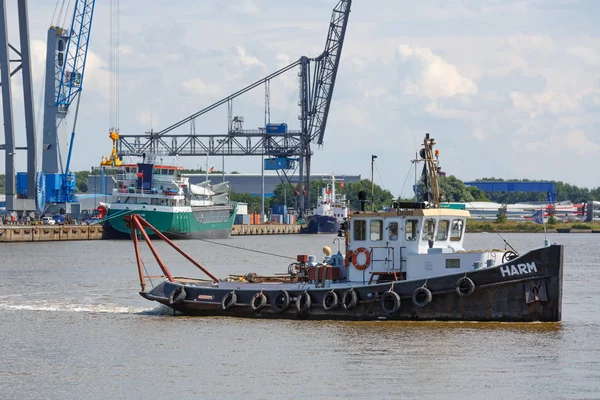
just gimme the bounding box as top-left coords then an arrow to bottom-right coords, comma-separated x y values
116,0 -> 351,217
40,0 -> 96,212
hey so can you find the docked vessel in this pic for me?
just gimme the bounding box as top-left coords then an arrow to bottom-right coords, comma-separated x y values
303,175 -> 348,234
100,162 -> 237,239
128,135 -> 563,322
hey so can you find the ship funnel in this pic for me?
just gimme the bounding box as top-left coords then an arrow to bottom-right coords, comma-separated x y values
358,191 -> 367,212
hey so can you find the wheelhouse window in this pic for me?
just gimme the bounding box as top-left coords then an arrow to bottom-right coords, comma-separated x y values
422,218 -> 436,242
450,219 -> 464,241
446,259 -> 460,268
406,220 -> 418,241
353,220 -> 366,241
437,220 -> 449,241
388,222 -> 399,241
370,220 -> 383,241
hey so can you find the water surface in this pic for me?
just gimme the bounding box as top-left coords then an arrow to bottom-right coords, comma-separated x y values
1,233 -> 599,399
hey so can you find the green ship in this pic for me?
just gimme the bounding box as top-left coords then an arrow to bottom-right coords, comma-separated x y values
100,162 -> 237,239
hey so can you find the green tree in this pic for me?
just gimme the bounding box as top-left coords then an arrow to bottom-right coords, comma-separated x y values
343,179 -> 394,211
74,170 -> 90,193
230,192 -> 264,214
271,183 -> 298,208
0,174 -> 5,194
438,175 -> 475,202
496,208 -> 507,223
466,185 -> 487,201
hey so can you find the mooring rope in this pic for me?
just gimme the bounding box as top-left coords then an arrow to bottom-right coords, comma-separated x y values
465,200 -> 518,254
164,230 -> 298,261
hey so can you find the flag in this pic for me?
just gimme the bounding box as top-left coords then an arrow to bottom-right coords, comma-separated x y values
209,166 -> 215,173
532,209 -> 544,224
340,181 -> 345,189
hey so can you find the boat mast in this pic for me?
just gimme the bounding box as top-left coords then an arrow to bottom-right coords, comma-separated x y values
422,134 -> 441,208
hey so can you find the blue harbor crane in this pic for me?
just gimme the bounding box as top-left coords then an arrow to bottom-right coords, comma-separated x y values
39,0 -> 95,213
116,0 -> 352,217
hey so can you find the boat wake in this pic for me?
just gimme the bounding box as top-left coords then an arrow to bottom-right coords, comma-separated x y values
0,301 -> 152,315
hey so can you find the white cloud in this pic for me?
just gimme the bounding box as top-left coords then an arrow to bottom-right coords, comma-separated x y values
136,112 -> 157,129
81,50 -> 110,99
235,46 -> 264,69
229,0 -> 259,15
473,128 -> 487,141
182,78 -> 220,97
508,35 -> 555,52
524,130 -> 600,157
396,44 -> 478,99
567,46 -> 600,66
510,91 -> 580,118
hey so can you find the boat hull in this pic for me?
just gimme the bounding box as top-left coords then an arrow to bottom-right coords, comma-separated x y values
303,215 -> 339,234
103,206 -> 236,239
140,244 -> 563,322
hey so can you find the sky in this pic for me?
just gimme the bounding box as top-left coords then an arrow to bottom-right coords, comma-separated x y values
1,0 -> 599,197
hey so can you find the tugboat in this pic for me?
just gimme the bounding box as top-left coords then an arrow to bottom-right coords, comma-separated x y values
128,135 -> 563,322
303,174 -> 348,234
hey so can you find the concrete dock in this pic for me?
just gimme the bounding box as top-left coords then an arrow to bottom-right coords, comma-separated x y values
0,223 -> 302,242
0,225 -> 104,242
231,224 -> 301,235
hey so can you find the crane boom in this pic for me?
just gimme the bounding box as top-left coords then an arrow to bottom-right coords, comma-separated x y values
154,59 -> 302,137
308,0 -> 351,145
56,0 -> 95,111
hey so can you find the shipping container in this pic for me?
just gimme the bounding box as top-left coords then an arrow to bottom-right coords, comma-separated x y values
265,123 -> 287,134
236,202 -> 248,215
16,172 -> 28,198
264,157 -> 296,171
272,205 -> 287,215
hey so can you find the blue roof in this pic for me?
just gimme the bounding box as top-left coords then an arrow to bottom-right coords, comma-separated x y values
464,181 -> 556,193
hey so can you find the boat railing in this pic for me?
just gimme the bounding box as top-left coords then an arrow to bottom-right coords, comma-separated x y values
367,245 -> 402,283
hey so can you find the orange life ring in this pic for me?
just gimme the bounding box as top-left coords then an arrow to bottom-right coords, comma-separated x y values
352,247 -> 371,271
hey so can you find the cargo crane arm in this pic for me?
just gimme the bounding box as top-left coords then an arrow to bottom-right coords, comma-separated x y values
307,0 -> 351,146
59,0 -> 96,176
152,59 -> 302,137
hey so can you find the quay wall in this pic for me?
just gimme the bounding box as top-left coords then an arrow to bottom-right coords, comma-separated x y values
0,225 -> 104,243
0,224 -> 301,242
232,224 -> 301,235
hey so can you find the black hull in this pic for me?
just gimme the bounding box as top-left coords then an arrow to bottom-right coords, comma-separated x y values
303,215 -> 339,234
140,244 -> 563,322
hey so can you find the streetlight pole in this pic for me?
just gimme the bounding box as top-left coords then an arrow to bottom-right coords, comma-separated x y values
371,154 -> 377,212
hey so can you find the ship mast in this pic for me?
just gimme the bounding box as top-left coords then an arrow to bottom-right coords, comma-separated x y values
422,134 -> 441,208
